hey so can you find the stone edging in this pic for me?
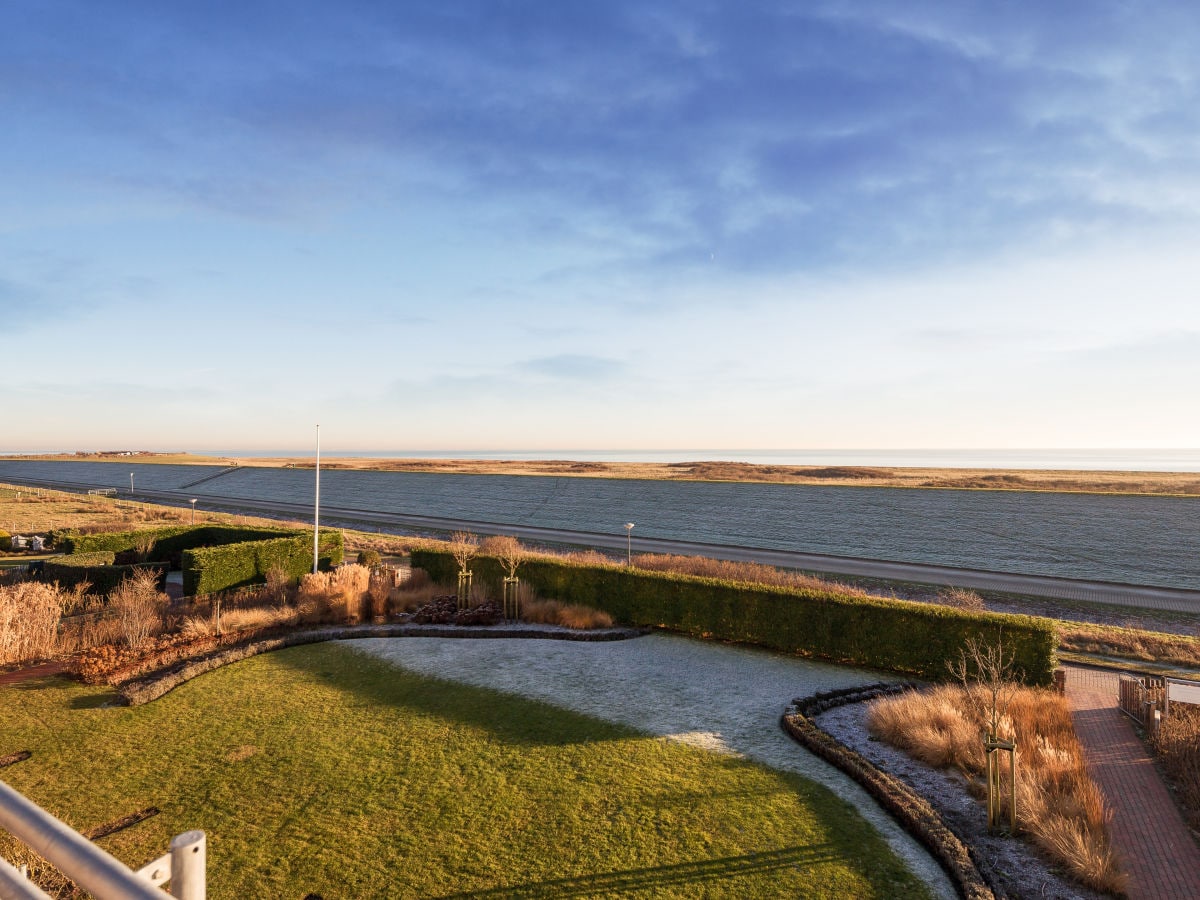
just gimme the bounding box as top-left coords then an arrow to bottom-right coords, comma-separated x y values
781,683 -> 994,900
118,624 -> 644,707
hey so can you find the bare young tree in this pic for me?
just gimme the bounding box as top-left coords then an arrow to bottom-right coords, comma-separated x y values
481,535 -> 524,580
947,632 -> 1022,740
449,531 -> 479,574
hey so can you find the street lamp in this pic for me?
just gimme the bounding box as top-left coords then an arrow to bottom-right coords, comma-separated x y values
313,424 -> 321,574
129,472 -> 134,496
189,498 -> 197,524
624,522 -> 635,566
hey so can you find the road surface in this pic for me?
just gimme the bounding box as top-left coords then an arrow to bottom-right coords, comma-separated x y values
10,474 -> 1200,614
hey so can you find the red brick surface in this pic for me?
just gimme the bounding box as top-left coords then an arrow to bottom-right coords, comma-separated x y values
1065,666 -> 1200,900
0,659 -> 64,686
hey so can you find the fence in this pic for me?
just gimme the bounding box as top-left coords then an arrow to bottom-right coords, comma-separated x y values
1118,674 -> 1166,734
0,781 -> 204,899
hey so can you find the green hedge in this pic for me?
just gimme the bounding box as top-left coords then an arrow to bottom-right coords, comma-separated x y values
54,524 -> 291,562
183,530 -> 344,596
412,550 -> 1057,685
42,552 -> 168,596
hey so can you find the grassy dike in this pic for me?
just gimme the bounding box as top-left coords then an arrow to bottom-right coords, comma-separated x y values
1,643 -> 930,899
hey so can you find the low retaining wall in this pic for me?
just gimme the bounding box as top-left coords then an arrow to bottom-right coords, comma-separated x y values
782,685 -> 994,900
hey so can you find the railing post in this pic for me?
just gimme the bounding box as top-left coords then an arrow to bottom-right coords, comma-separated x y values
169,830 -> 206,900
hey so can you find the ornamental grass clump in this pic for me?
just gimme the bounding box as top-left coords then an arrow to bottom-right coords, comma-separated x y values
867,684 -> 1125,893
109,568 -> 168,650
1151,703 -> 1200,832
0,581 -> 64,665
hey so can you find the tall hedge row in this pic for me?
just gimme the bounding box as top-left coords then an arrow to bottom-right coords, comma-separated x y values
412,550 -> 1057,685
183,530 -> 343,596
42,552 -> 168,596
55,524 -> 290,561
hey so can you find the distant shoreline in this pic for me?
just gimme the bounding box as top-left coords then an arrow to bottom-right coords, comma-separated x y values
6,452 -> 1200,497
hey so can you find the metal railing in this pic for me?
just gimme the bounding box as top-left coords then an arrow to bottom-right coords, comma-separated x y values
0,781 -> 204,899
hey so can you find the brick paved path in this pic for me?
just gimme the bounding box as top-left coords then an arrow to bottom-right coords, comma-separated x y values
1064,665 -> 1200,900
0,660 -> 64,687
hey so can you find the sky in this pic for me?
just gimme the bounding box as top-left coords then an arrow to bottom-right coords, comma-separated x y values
3,1 -> 1200,453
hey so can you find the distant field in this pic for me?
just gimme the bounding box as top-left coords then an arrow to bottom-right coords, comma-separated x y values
13,452 -> 1200,495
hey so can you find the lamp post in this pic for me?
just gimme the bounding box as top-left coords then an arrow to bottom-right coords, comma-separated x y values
312,424 -> 321,574
189,498 -> 197,524
624,522 -> 635,566
129,473 -> 134,496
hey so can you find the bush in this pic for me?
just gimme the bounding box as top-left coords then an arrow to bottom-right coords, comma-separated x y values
183,530 -> 344,596
108,569 -> 168,649
41,553 -> 168,597
357,549 -> 382,568
0,529 -> 11,552
412,550 -> 1058,685
54,524 -> 291,562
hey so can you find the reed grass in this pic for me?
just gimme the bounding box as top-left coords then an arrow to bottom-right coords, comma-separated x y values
867,685 -> 1125,893
1151,703 -> 1200,832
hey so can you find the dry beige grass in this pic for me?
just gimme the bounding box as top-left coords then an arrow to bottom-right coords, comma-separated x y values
1059,622 -> 1200,669
520,596 -> 614,630
296,565 -> 372,624
629,552 -> 868,596
932,587 -> 986,611
868,685 -> 1125,894
0,581 -> 64,665
1151,703 -> 1200,833
109,569 -> 167,649
181,604 -> 298,638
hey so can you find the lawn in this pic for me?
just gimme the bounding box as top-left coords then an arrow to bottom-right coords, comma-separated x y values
1,643 -> 930,898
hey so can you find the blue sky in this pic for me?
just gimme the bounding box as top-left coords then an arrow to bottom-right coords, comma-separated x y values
4,1 -> 1200,452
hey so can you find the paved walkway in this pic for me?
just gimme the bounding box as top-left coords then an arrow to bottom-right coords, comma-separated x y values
1064,666 -> 1200,900
0,660 -> 64,687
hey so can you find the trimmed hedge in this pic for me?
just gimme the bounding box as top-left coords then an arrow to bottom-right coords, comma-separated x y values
42,552 -> 168,596
183,530 -> 344,596
54,525 -> 291,563
412,550 -> 1057,685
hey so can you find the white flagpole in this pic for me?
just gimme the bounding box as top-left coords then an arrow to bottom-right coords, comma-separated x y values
313,424 -> 321,574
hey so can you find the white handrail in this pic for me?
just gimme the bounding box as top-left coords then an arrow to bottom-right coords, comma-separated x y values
0,780 -> 204,899
0,855 -> 52,900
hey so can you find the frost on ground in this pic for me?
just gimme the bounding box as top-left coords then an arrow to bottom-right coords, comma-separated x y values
346,632 -> 956,900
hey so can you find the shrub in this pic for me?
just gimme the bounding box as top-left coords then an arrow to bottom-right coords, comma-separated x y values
357,549 -> 382,568
367,570 -> 391,619
183,530 -> 344,595
54,524 -> 288,559
108,569 -> 167,649
520,597 -> 613,630
1152,704 -> 1200,832
0,529 -> 11,552
42,553 -> 167,597
933,587 -> 986,611
412,550 -> 1058,684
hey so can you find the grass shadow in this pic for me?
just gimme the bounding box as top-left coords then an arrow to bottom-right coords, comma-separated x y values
437,843 -> 842,898
266,641 -> 641,749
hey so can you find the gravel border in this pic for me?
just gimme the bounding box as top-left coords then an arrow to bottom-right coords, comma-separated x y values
116,623 -> 642,706
783,685 -> 993,900
817,691 -> 1111,900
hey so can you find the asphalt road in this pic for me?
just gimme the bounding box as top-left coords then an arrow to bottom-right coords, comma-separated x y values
11,475 -> 1200,614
